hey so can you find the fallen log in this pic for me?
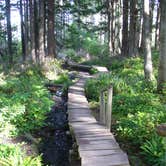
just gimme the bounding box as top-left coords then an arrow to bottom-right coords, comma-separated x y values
63,61 -> 92,72
45,83 -> 63,93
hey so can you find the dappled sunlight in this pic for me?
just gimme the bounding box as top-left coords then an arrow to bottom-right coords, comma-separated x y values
0,72 -> 6,86
0,0 -> 165,165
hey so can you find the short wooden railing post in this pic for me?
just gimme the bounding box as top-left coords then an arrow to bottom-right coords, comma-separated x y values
99,90 -> 106,125
156,124 -> 166,137
106,86 -> 113,131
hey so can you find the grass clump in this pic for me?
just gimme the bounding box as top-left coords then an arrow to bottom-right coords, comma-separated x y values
0,144 -> 42,166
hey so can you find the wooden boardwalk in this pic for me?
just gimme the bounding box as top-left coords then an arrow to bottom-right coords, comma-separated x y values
68,72 -> 130,166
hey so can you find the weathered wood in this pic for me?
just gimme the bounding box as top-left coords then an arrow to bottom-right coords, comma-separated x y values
82,153 -> 129,166
45,83 -> 63,92
156,124 -> 166,137
64,61 -> 92,72
92,65 -> 109,72
68,72 -> 130,166
99,91 -> 106,125
64,61 -> 109,73
106,86 -> 113,131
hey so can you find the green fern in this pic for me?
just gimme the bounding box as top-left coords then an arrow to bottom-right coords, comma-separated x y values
141,135 -> 166,166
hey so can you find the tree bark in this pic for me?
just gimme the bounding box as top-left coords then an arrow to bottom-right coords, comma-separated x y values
143,0 -> 154,81
149,0 -> 155,42
29,0 -> 36,61
24,0 -> 29,59
34,0 -> 39,62
114,0 -> 121,56
107,0 -> 113,56
5,0 -> 12,64
111,0 -> 115,54
155,4 -> 160,50
38,0 -> 45,62
157,0 -> 166,92
44,1 -> 47,56
121,0 -> 128,57
20,0 -> 26,61
47,0 -> 56,58
128,0 -> 138,57
140,1 -> 145,52
136,2 -> 142,52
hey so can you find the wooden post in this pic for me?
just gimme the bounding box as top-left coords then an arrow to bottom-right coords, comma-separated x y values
156,124 -> 166,137
106,86 -> 113,131
100,90 -> 106,125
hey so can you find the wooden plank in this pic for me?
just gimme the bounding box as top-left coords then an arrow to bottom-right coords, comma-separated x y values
106,86 -> 113,131
80,149 -> 124,157
99,91 -> 106,124
82,153 -> 129,166
69,117 -> 96,123
78,142 -> 120,151
92,65 -> 108,72
68,72 -> 130,166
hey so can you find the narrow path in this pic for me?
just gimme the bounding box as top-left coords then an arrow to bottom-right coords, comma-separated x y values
68,72 -> 130,166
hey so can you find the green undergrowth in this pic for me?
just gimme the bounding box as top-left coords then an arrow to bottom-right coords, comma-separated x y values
0,66 -> 53,136
0,62 -> 71,165
85,51 -> 166,166
52,72 -> 73,92
0,144 -> 42,166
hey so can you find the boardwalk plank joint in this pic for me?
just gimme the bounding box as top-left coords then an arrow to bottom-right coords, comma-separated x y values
68,72 -> 130,166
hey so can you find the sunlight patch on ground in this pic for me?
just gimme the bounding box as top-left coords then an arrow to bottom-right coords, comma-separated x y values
0,73 -> 6,86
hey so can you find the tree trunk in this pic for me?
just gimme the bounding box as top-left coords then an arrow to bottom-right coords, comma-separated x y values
157,0 -> 166,92
121,0 -> 128,57
24,0 -> 29,59
44,1 -> 47,56
149,0 -> 155,41
20,0 -> 26,61
136,2 -> 142,52
29,0 -> 36,61
155,4 -> 160,50
114,0 -> 121,56
111,0 -> 115,54
47,0 -> 56,58
38,0 -> 45,62
140,1 -> 144,52
34,0 -> 39,62
107,0 -> 113,56
5,0 -> 12,64
128,0 -> 138,57
143,0 -> 154,81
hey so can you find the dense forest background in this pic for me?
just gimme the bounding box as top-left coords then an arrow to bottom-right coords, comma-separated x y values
0,0 -> 166,166
0,0 -> 165,92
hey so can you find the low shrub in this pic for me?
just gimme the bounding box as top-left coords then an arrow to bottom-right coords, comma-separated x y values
84,53 -> 166,165
0,66 -> 53,136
